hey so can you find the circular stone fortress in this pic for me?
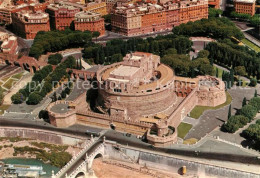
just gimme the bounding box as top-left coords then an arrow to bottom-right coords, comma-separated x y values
48,52 -> 226,146
96,52 -> 176,119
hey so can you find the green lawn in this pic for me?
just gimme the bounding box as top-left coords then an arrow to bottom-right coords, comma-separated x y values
177,122 -> 193,139
12,72 -> 23,80
190,91 -> 232,119
213,66 -> 224,79
241,39 -> 260,53
3,78 -> 17,90
0,105 -> 10,115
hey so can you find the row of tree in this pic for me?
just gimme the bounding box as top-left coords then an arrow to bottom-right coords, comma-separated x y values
29,29 -> 94,59
11,56 -> 77,105
172,17 -> 244,40
242,119 -> 260,150
206,41 -> 260,79
161,49 -> 214,77
48,53 -> 63,65
222,96 -> 260,133
230,11 -> 260,27
82,36 -> 193,65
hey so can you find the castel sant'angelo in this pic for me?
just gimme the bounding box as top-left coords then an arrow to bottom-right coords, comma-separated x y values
48,52 -> 226,146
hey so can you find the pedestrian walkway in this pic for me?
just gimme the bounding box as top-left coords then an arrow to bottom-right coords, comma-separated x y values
244,33 -> 260,48
182,117 -> 199,126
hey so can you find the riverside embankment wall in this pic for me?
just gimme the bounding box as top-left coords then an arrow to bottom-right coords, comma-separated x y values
105,144 -> 260,178
0,127 -> 84,146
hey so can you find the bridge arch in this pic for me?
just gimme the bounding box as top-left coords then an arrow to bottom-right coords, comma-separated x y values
75,172 -> 86,178
32,66 -> 37,73
14,61 -> 21,67
5,60 -> 11,65
88,152 -> 104,170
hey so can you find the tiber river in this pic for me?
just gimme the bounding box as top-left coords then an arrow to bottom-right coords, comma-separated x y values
1,158 -> 60,178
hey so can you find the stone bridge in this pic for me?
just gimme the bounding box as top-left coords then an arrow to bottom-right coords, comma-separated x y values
0,53 -> 96,79
52,135 -> 106,178
0,53 -> 47,73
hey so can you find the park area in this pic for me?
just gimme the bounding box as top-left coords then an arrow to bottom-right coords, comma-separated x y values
0,72 -> 24,90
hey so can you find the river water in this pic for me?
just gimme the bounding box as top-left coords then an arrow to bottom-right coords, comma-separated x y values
1,158 -> 60,178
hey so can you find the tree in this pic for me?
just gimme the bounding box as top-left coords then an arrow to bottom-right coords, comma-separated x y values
230,69 -> 234,87
240,105 -> 257,121
198,50 -> 209,58
250,15 -> 260,27
11,92 -> 24,104
222,115 -> 249,133
64,56 -> 76,69
39,110 -> 49,122
228,104 -> 232,119
234,66 -> 247,76
111,53 -> 123,63
52,92 -> 57,102
79,59 -> 82,69
250,78 -> 257,87
248,97 -> 260,111
0,87 -> 4,104
48,53 -> 63,65
254,89 -> 258,97
216,68 -> 219,78
27,92 -> 43,105
92,31 -> 100,42
61,90 -> 66,99
242,97 -> 247,107
208,8 -> 223,18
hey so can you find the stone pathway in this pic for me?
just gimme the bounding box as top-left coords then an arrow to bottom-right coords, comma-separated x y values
182,117 -> 199,126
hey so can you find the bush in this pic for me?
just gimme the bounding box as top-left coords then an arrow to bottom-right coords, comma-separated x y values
248,97 -> 260,111
26,93 -> 43,105
48,53 -> 63,65
240,105 -> 257,121
39,110 -> 49,122
222,115 -> 249,133
242,123 -> 260,140
234,66 -> 247,76
249,78 -> 257,87
11,92 -> 24,104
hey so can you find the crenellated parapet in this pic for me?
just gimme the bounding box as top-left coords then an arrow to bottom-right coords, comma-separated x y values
47,100 -> 77,128
196,76 -> 226,107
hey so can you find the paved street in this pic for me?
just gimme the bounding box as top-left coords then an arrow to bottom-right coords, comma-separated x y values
185,87 -> 259,140
97,30 -> 172,42
233,21 -> 260,47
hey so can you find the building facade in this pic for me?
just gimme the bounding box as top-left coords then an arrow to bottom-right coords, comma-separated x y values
84,0 -> 107,16
208,0 -> 220,9
234,0 -> 256,16
0,4 -> 29,24
12,10 -> 50,39
1,36 -> 18,54
111,0 -> 208,36
0,3 -> 48,24
74,11 -> 105,36
46,4 -> 80,30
